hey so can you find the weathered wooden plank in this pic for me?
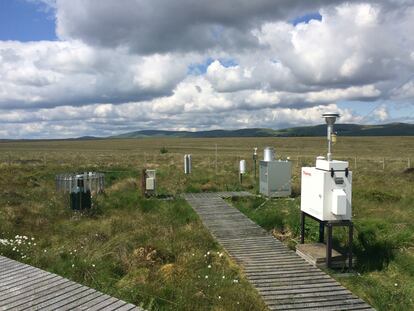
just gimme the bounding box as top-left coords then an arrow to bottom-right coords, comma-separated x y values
20,284 -> 90,310
60,293 -> 108,310
86,296 -> 121,310
1,277 -> 70,304
73,295 -> 114,310
0,273 -> 59,296
0,256 -> 144,311
2,281 -> 79,309
184,192 -> 375,311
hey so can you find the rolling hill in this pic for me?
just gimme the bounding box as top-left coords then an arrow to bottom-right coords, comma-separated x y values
110,123 -> 414,138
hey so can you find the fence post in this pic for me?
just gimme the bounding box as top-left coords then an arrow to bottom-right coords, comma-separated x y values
354,157 -> 357,169
382,157 -> 385,170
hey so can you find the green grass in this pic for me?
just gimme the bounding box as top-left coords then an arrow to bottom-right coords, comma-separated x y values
229,169 -> 414,311
0,167 -> 266,310
0,136 -> 413,310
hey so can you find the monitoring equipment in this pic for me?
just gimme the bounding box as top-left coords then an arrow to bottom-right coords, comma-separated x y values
145,169 -> 156,193
184,154 -> 192,174
301,113 -> 352,221
259,147 -> 292,197
55,172 -> 105,210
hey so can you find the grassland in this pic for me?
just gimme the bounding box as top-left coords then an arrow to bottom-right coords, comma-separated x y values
0,136 -> 413,310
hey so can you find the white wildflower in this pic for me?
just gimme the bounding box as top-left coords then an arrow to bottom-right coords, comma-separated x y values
205,275 -> 208,279
208,265 -> 211,269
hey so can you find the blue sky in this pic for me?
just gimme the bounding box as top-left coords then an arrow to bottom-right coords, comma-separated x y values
0,0 -> 413,138
0,0 -> 56,41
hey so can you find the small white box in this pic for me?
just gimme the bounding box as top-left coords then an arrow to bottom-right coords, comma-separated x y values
146,177 -> 155,190
332,189 -> 347,215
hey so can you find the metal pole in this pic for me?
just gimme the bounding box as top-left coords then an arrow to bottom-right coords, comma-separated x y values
300,212 -> 305,244
349,222 -> 354,270
254,158 -> 257,180
326,223 -> 333,268
141,168 -> 146,197
215,144 -> 218,174
319,222 -> 325,243
327,124 -> 333,161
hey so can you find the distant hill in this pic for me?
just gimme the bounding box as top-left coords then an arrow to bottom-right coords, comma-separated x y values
111,123 -> 414,138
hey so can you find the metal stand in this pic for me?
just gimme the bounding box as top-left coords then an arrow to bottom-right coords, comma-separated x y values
300,211 -> 353,269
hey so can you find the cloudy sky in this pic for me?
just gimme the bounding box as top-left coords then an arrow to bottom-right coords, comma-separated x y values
1,0 -> 413,139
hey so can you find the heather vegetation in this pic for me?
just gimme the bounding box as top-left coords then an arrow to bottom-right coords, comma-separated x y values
0,136 -> 413,310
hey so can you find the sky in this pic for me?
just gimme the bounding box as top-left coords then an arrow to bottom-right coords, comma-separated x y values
0,0 -> 413,139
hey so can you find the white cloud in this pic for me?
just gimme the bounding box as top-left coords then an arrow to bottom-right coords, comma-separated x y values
1,1 -> 414,138
373,105 -> 389,121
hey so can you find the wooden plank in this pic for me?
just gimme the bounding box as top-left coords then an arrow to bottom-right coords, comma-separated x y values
1,277 -> 69,303
0,274 -> 59,297
0,256 -> 144,311
57,291 -> 109,310
18,284 -> 89,310
2,281 -> 79,309
184,192 -> 375,311
86,296 -> 121,310
38,288 -> 102,311
72,295 -> 114,310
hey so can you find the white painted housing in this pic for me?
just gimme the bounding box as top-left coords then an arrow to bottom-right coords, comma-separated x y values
301,159 -> 352,221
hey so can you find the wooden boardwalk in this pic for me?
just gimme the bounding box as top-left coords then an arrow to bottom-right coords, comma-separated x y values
0,255 -> 143,311
184,192 -> 375,311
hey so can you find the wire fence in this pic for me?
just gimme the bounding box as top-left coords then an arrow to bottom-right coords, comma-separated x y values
0,151 -> 411,173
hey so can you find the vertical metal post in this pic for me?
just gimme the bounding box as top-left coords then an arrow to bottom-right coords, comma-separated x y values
300,212 -> 305,244
254,159 -> 257,179
326,223 -> 333,268
239,173 -> 243,184
215,144 -> 218,174
327,124 -> 333,161
349,222 -> 354,270
141,168 -> 146,197
319,222 -> 325,243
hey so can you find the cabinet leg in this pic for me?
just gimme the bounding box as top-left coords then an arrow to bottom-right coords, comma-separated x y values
319,222 -> 325,243
300,212 -> 305,244
326,224 -> 333,268
349,222 -> 353,270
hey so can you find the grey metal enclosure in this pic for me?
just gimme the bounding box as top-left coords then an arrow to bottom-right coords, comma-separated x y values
259,160 -> 292,197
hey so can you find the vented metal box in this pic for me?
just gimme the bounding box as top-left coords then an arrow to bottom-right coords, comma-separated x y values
259,160 -> 292,197
301,159 -> 352,221
145,170 -> 156,191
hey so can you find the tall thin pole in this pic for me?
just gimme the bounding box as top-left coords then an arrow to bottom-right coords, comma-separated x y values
215,144 -> 218,174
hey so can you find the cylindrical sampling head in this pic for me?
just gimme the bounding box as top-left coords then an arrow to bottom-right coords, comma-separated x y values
322,113 -> 339,161
239,159 -> 246,174
184,154 -> 192,174
263,147 -> 275,162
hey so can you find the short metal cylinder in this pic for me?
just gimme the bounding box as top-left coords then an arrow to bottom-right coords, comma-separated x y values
264,147 -> 275,162
184,154 -> 192,174
239,159 -> 246,174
